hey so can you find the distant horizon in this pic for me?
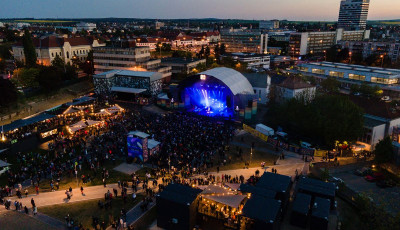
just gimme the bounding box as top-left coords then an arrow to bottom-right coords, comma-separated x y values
1,17 -> 399,22
1,0 -> 399,21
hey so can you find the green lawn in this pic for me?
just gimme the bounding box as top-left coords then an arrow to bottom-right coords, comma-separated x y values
40,194 -> 144,229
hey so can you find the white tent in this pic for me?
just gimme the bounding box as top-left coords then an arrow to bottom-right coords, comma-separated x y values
203,194 -> 246,208
68,120 -> 87,133
106,104 -> 124,114
86,120 -> 103,126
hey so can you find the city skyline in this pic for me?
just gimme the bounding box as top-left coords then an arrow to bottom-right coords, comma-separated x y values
1,0 -> 399,21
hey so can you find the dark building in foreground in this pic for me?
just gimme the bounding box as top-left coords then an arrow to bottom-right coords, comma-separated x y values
310,197 -> 331,230
256,172 -> 292,204
290,192 -> 312,228
242,195 -> 282,230
156,184 -> 202,230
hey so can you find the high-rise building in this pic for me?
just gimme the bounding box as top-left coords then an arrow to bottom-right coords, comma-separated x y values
338,0 -> 370,30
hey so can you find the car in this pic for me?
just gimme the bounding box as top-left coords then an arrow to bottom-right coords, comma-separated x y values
376,179 -> 396,188
365,172 -> 385,182
365,175 -> 376,182
354,167 -> 372,176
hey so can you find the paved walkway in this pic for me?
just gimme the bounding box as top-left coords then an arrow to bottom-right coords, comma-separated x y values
9,183 -> 126,208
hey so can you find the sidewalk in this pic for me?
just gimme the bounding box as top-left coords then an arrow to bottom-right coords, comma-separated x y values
9,183 -> 124,208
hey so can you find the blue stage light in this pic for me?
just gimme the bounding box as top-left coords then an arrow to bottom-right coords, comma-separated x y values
184,81 -> 234,117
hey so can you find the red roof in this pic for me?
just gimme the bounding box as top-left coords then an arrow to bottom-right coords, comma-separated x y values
15,35 -> 101,48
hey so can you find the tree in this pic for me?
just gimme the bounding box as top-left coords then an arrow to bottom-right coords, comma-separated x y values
214,44 -> 220,59
373,136 -> 394,164
38,66 -> 62,94
205,46 -> 211,59
51,55 -> 65,70
13,68 -> 40,88
266,94 -> 364,146
22,29 -> 37,67
320,77 -> 340,93
220,43 -> 226,55
0,78 -> 18,107
198,46 -> 205,59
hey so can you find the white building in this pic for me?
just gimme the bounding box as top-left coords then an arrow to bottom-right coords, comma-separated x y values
244,73 -> 271,104
155,21 -> 165,30
289,29 -> 370,57
12,35 -> 105,66
275,76 -> 316,102
76,22 -> 97,32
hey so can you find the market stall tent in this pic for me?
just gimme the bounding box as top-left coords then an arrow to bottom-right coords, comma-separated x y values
68,120 -> 88,133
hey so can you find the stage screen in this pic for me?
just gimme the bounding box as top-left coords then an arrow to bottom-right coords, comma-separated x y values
184,81 -> 234,117
127,137 -> 143,161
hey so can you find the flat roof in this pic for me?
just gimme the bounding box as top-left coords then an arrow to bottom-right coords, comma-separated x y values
311,197 -> 330,220
128,130 -> 150,139
242,195 -> 281,223
117,70 -> 162,81
300,62 -> 400,78
292,193 -> 312,215
111,87 -> 147,94
158,184 -> 202,205
161,57 -> 205,64
364,117 -> 386,128
239,184 -> 276,199
256,172 -> 291,193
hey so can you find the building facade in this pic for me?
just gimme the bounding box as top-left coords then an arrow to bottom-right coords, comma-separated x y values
259,20 -> 280,30
93,46 -> 172,80
222,53 -> 270,70
161,57 -> 206,74
298,62 -> 400,85
93,70 -> 163,96
220,30 -> 268,54
76,22 -> 97,31
338,40 -> 400,63
289,29 -> 370,57
338,0 -> 370,30
12,35 -> 105,66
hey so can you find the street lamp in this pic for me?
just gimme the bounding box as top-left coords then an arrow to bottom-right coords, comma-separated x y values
380,55 -> 384,68
1,126 -> 6,142
323,50 -> 327,61
349,52 -> 352,63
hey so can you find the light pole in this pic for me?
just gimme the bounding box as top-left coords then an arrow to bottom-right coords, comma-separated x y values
159,44 -> 162,58
349,52 -> 352,63
323,50 -> 327,61
380,55 -> 384,68
1,126 -> 5,142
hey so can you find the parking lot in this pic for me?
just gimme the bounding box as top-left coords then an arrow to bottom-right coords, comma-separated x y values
332,170 -> 400,215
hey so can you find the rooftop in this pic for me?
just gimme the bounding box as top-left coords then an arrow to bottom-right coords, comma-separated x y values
278,76 -> 315,90
242,195 -> 281,223
311,197 -> 331,220
161,57 -> 205,64
158,184 -> 202,205
256,172 -> 292,193
301,62 -> 400,78
292,193 -> 312,215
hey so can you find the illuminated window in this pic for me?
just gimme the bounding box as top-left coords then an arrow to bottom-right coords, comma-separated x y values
200,74 -> 206,80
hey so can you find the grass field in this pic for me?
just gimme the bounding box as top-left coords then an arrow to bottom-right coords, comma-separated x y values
40,194 -> 143,229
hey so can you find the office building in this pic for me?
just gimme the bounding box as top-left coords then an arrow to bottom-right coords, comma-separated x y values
12,35 -> 105,66
259,20 -> 280,30
338,40 -> 400,62
161,57 -> 206,74
222,52 -> 270,70
93,46 -> 172,80
289,29 -> 370,57
338,0 -> 370,30
220,30 -> 268,54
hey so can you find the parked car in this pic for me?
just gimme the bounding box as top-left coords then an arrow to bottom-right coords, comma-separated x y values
376,179 -> 396,188
365,172 -> 384,182
354,167 -> 372,177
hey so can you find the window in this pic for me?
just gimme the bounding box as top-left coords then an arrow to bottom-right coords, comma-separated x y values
312,68 -> 325,75
349,74 -> 365,81
299,67 -> 309,72
66,51 -> 70,59
51,53 -> 54,57
329,71 -> 344,78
